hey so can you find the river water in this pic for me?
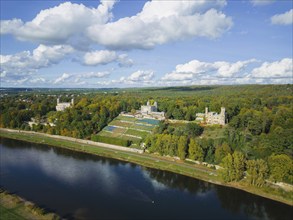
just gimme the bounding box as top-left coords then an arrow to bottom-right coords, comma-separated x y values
0,137 -> 292,220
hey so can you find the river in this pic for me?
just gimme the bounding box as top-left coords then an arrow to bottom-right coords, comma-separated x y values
0,137 -> 292,220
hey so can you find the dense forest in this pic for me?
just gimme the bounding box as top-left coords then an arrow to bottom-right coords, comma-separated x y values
0,85 -> 292,185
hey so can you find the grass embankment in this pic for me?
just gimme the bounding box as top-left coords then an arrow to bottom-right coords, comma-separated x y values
0,190 -> 60,220
0,129 -> 292,206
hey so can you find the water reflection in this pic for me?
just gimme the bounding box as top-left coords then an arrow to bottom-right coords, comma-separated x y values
1,142 -> 120,194
216,185 -> 290,220
141,167 -> 213,197
140,165 -> 292,220
0,137 -> 292,220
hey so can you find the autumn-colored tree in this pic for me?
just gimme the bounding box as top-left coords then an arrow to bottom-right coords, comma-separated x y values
188,138 -> 204,161
268,154 -> 293,183
220,151 -> 246,182
215,142 -> 232,164
177,136 -> 188,160
246,159 -> 268,187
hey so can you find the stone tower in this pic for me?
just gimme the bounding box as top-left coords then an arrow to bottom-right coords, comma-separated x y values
205,107 -> 208,117
220,107 -> 225,125
220,107 -> 225,116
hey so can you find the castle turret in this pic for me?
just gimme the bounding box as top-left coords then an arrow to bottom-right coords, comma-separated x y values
57,98 -> 60,104
71,98 -> 74,106
220,107 -> 225,116
147,100 -> 150,106
154,101 -> 157,108
205,107 -> 208,116
220,107 -> 226,125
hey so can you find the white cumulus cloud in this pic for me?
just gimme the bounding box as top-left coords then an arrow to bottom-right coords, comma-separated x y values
96,70 -> 155,87
251,58 -> 293,78
162,59 -> 257,81
162,72 -> 193,81
162,58 -> 292,85
175,60 -> 215,74
88,1 -> 232,49
271,9 -> 293,25
127,70 -> 154,82
0,44 -> 74,78
213,59 -> 257,77
30,77 -> 46,84
83,50 -> 117,65
0,19 -> 23,34
1,1 -> 232,50
53,71 -> 111,86
83,50 -> 133,67
54,73 -> 71,84
82,71 -> 110,78
0,1 -> 117,46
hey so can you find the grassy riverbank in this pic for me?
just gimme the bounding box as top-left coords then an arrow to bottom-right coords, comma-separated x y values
0,129 -> 292,206
0,189 -> 60,220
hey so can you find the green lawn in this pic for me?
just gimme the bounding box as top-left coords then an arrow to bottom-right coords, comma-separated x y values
201,126 -> 227,139
119,135 -> 141,142
0,190 -> 60,220
131,124 -> 155,131
116,115 -> 137,121
103,131 -> 124,138
125,129 -> 149,138
109,120 -> 133,127
0,205 -> 25,220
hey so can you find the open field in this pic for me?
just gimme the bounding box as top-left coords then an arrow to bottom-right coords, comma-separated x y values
0,189 -> 60,220
95,115 -> 159,146
0,128 -> 292,206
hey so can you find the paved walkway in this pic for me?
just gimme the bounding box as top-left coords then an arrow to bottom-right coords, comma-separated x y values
0,128 -> 143,154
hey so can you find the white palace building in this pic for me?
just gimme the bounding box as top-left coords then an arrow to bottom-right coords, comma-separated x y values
140,100 -> 165,120
56,98 -> 74,111
196,107 -> 226,125
120,100 -> 165,120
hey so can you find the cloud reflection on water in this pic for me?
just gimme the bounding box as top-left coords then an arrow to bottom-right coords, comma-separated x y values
1,146 -> 119,194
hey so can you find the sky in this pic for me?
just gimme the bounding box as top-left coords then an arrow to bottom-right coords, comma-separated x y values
0,0 -> 292,88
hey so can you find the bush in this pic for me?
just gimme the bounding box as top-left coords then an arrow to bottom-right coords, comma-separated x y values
185,123 -> 204,137
91,135 -> 131,147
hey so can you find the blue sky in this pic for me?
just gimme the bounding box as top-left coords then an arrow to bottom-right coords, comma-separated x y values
0,0 -> 292,88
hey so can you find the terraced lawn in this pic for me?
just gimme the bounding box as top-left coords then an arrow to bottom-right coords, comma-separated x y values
109,120 -> 133,127
96,114 -> 160,146
131,124 -> 154,131
125,129 -> 149,138
116,115 -> 137,122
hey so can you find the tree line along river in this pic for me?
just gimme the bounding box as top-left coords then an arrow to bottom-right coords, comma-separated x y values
0,137 -> 292,220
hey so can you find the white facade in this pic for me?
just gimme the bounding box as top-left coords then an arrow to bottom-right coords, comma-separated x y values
196,107 -> 225,125
141,101 -> 158,114
56,98 -> 74,111
136,100 -> 165,120
120,100 -> 165,120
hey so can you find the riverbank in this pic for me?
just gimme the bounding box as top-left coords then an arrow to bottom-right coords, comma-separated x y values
0,128 -> 292,206
0,189 -> 60,220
